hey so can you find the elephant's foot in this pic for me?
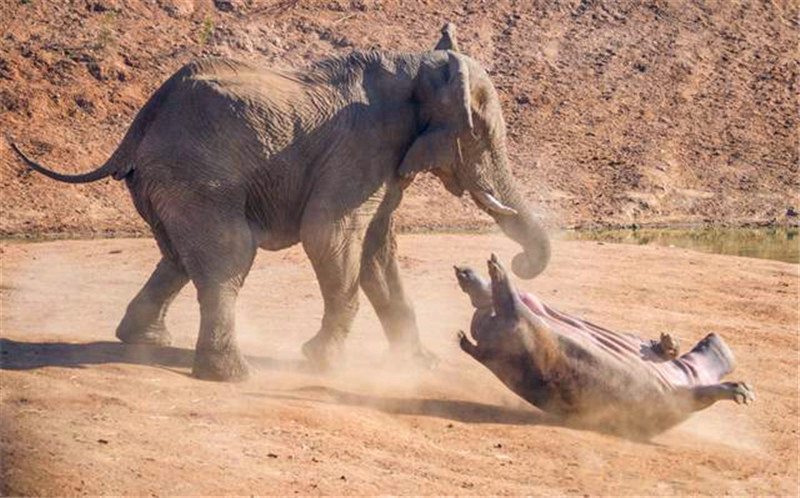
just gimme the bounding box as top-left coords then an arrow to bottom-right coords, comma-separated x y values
302,333 -> 345,371
386,341 -> 440,370
116,318 -> 173,347
192,347 -> 250,382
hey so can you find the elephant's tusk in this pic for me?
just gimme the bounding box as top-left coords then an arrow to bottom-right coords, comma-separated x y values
471,190 -> 518,216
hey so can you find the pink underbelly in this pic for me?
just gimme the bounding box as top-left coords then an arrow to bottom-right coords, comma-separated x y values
518,292 -> 717,388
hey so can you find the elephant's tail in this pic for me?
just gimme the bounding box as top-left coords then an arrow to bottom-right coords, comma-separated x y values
7,135 -> 130,184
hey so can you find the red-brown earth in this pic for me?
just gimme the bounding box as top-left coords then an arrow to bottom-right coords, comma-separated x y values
0,0 -> 798,236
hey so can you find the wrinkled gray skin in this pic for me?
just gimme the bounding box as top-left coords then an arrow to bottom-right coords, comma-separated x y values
9,25 -> 550,381
455,256 -> 754,439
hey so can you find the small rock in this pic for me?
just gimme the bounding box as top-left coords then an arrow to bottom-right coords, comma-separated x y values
75,97 -> 95,115
213,0 -> 234,12
87,1 -> 113,12
160,0 -> 195,18
97,439 -> 109,444
267,453 -> 278,458
786,207 -> 798,217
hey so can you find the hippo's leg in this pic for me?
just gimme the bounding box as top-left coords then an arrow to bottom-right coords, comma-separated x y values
485,254 -> 564,360
487,253 -> 523,320
678,333 -> 736,382
457,330 -> 483,360
680,382 -> 755,411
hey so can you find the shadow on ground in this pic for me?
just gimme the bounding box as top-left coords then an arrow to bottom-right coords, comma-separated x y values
2,339 -> 631,434
0,338 -> 306,373
249,385 -> 556,426
249,388 -> 664,441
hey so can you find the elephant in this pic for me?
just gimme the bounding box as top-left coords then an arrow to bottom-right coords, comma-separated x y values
9,24 -> 551,381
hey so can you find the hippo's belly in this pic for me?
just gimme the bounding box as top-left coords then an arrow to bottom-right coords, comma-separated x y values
519,293 -> 721,389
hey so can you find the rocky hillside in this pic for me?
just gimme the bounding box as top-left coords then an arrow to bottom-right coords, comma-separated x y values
1,0 -> 797,237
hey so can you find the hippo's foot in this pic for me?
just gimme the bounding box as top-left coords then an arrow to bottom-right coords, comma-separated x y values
192,347 -> 250,382
688,381 -> 755,411
729,382 -> 755,405
116,319 -> 173,347
302,333 -> 345,371
457,330 -> 481,360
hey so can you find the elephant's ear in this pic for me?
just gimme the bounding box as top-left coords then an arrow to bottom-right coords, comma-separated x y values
397,127 -> 457,178
398,54 -> 473,178
434,22 -> 460,53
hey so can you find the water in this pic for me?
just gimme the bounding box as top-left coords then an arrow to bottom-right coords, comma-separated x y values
565,227 -> 799,264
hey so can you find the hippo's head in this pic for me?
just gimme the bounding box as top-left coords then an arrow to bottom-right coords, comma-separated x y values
455,255 -> 540,366
455,255 -> 575,415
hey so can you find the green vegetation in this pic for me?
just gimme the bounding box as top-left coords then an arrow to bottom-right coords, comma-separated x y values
96,10 -> 118,50
566,227 -> 800,263
199,17 -> 215,45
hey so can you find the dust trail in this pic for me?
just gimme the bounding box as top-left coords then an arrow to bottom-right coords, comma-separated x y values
676,409 -> 763,452
226,238 -> 538,424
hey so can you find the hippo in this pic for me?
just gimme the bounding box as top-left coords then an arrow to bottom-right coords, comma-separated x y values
454,255 -> 754,439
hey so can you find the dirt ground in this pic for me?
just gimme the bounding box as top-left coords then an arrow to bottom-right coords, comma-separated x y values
1,233 -> 797,495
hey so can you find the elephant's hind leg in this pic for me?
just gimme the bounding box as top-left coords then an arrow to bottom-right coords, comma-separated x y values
116,257 -> 189,346
163,209 -> 257,381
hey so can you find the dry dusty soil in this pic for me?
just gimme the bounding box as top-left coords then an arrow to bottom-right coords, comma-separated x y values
1,0 -> 798,235
1,233 -> 798,495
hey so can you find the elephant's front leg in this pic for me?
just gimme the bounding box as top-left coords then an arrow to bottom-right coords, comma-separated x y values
300,211 -> 365,370
359,216 -> 438,368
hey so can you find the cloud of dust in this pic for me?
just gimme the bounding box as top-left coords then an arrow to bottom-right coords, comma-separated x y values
1,245 -> 121,340
228,244 -> 535,422
677,408 -> 763,452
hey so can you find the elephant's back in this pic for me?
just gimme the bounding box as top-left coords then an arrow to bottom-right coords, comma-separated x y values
133,58 -> 324,175
180,58 -> 313,105
126,58 -> 323,237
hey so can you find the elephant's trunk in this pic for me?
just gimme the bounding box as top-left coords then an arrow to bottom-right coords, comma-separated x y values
469,161 -> 551,280
494,203 -> 551,279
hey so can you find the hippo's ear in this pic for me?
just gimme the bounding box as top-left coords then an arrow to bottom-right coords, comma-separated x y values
487,254 -> 519,320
